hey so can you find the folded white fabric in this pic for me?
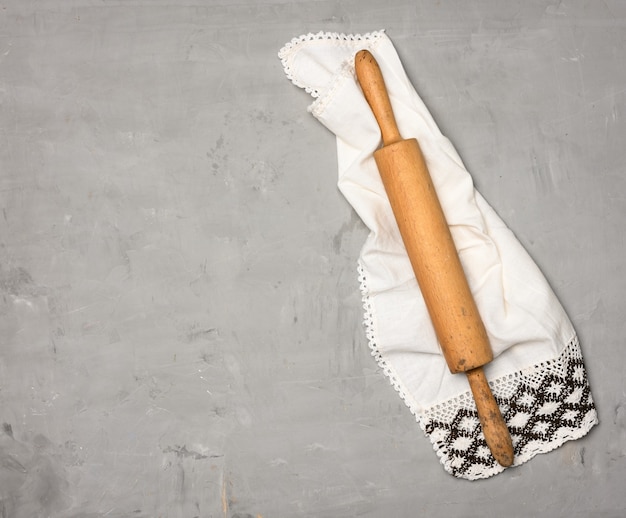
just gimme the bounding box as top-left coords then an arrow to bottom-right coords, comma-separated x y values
278,30 -> 598,480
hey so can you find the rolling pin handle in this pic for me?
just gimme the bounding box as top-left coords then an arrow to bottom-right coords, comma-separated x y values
355,49 -> 402,146
466,367 -> 514,467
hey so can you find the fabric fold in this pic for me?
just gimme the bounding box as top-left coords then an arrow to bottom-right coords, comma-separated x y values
279,30 -> 597,479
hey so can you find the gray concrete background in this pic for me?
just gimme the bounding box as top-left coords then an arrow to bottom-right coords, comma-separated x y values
0,1 -> 624,516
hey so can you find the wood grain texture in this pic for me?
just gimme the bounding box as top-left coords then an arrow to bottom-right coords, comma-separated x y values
356,49 -> 513,466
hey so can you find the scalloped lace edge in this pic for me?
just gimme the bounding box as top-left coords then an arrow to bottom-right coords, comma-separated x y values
358,261 -> 598,480
278,30 -> 386,113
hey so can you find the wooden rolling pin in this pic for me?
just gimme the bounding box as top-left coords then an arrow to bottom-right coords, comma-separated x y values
355,50 -> 514,467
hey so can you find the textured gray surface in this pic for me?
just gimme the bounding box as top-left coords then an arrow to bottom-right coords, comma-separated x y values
0,1 -> 624,516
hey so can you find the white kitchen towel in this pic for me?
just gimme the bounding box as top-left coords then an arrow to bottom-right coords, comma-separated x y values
278,30 -> 597,480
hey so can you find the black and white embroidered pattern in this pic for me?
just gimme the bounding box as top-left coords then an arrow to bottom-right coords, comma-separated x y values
358,263 -> 598,479
423,336 -> 597,479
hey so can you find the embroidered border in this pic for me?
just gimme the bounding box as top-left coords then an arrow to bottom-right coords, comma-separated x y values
359,261 -> 598,480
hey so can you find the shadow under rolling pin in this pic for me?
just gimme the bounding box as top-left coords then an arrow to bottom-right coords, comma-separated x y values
354,49 -> 514,468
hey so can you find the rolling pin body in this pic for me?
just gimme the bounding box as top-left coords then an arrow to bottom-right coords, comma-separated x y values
355,49 -> 513,467
374,139 -> 492,373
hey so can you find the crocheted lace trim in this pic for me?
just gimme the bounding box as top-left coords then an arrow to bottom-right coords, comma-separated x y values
358,262 -> 598,480
278,30 -> 385,114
